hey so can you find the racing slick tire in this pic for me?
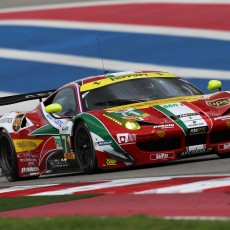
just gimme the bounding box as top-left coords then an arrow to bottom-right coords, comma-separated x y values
74,121 -> 97,174
0,129 -> 19,182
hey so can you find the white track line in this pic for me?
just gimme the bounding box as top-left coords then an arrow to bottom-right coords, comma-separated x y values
0,184 -> 57,194
0,0 -> 229,13
135,177 -> 230,194
0,48 -> 229,80
29,177 -> 171,196
1,20 -> 230,41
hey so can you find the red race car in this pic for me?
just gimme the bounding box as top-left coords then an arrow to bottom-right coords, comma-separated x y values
0,71 -> 229,181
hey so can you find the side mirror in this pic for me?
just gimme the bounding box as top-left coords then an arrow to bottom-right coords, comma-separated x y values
207,80 -> 222,91
45,103 -> 62,114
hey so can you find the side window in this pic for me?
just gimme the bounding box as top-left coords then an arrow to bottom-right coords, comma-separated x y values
45,87 -> 78,116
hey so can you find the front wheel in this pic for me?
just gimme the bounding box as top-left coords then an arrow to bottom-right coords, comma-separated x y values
0,129 -> 19,182
74,122 -> 97,174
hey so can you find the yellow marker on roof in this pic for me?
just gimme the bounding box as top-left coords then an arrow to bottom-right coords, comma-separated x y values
80,72 -> 176,92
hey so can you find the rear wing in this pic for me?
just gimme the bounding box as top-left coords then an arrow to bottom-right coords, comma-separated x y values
0,89 -> 56,106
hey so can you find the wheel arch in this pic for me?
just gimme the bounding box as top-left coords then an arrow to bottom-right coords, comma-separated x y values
71,113 -> 134,164
0,128 -> 19,181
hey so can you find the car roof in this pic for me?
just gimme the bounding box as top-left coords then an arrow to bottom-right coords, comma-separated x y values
75,70 -> 177,92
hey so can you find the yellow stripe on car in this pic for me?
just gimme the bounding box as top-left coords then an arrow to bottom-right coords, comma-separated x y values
107,95 -> 205,111
80,72 -> 176,92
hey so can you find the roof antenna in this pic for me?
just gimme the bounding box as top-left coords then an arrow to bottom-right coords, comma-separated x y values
97,37 -> 108,75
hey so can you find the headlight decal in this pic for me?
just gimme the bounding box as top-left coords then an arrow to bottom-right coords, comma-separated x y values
103,113 -> 140,130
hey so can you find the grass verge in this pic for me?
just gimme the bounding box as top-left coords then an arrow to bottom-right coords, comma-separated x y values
0,194 -> 98,212
0,215 -> 230,230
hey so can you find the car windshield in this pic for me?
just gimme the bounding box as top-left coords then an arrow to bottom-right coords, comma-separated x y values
82,77 -> 203,111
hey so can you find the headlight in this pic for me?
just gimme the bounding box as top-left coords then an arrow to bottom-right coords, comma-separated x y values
103,113 -> 140,130
125,121 -> 140,130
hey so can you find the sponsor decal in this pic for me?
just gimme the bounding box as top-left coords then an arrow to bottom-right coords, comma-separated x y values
161,103 -> 180,109
97,140 -> 113,146
21,166 -> 39,173
157,130 -> 166,138
17,151 -> 36,158
188,126 -> 208,135
46,113 -> 63,127
153,124 -> 174,129
178,113 -> 198,118
186,120 -> 207,128
181,145 -> 212,157
218,143 -> 230,151
206,98 -> 229,107
214,115 -> 230,121
0,117 -> 13,123
64,153 -> 75,160
12,113 -> 25,133
19,158 -> 37,163
109,73 -> 149,82
106,158 -> 117,166
150,152 -> 175,161
48,158 -> 70,168
13,139 -> 43,153
61,126 -> 69,132
80,72 -> 175,92
117,133 -> 136,144
109,108 -> 149,121
155,102 -> 208,135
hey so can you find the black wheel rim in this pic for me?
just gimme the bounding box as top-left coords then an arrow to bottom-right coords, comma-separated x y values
0,136 -> 13,171
76,127 -> 93,168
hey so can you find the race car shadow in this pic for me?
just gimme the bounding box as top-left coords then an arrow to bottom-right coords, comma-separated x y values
40,154 -> 221,180
99,155 -> 221,174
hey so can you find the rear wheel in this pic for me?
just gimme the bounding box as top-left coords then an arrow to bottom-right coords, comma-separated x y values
74,122 -> 97,174
0,129 -> 19,181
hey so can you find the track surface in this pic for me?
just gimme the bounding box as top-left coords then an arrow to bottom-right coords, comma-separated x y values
0,0 -> 228,187
1,155 -> 230,186
0,0 -> 230,219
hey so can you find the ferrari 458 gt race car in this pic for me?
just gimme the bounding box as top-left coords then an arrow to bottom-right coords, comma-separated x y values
0,71 -> 229,181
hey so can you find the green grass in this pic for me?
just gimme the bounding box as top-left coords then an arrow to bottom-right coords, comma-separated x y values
0,194 -> 98,212
0,216 -> 230,230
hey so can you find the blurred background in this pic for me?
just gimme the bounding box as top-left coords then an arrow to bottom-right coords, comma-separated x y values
0,0 -> 229,112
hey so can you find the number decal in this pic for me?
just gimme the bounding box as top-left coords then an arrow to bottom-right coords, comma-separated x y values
60,134 -> 75,159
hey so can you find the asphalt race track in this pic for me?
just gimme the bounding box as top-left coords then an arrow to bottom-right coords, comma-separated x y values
1,153 -> 230,187
0,0 -> 230,218
0,0 -> 230,186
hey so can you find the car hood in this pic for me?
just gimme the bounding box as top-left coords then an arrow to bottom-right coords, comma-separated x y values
101,91 -> 230,125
